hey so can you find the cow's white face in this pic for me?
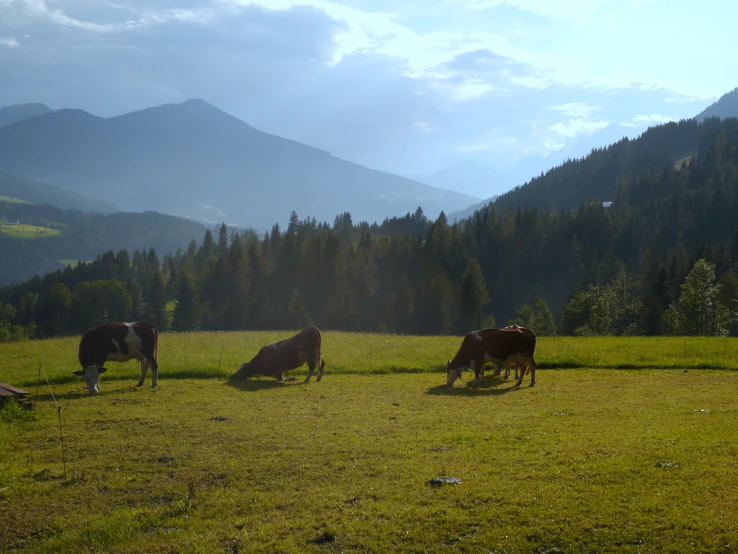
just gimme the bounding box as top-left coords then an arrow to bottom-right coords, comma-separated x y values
74,366 -> 107,394
446,361 -> 459,386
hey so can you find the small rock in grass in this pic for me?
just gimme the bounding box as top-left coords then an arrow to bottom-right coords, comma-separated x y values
551,412 -> 567,416
427,477 -> 462,487
210,416 -> 227,421
694,409 -> 710,413
656,462 -> 679,468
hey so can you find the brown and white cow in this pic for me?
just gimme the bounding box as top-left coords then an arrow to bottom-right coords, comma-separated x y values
446,326 -> 537,387
75,322 -> 159,394
233,326 -> 326,383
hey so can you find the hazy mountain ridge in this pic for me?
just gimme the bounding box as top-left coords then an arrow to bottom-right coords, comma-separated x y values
697,87 -> 738,120
0,99 -> 478,231
0,171 -> 118,213
0,103 -> 53,129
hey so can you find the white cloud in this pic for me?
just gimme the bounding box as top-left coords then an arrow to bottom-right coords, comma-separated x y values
633,113 -> 674,123
412,120 -> 436,134
548,118 -> 609,138
0,36 -> 19,47
453,0 -> 604,20
552,101 -> 599,117
1,0 -> 212,32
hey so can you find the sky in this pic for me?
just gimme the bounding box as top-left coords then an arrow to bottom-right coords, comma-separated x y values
0,0 -> 735,186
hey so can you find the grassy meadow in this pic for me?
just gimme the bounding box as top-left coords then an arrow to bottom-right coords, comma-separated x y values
0,196 -> 30,204
1,332 -> 737,552
0,222 -> 60,239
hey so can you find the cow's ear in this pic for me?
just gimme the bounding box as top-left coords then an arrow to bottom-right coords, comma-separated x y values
73,370 -> 84,376
97,367 -> 108,374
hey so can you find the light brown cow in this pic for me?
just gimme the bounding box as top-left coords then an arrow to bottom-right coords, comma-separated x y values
446,326 -> 537,387
233,326 -> 326,383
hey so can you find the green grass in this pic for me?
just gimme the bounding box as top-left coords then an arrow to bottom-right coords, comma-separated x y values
0,222 -> 60,239
1,332 -> 737,552
0,195 -> 30,204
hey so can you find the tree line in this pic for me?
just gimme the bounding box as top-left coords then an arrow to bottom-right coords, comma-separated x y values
2,122 -> 738,340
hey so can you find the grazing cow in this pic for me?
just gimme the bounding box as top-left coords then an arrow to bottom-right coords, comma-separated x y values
75,322 -> 159,394
446,326 -> 537,387
233,326 -> 326,383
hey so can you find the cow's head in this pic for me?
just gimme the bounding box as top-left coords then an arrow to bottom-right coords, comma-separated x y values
73,366 -> 108,394
446,360 -> 462,386
233,362 -> 258,379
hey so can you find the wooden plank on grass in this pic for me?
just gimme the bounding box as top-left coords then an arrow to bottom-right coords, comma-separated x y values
0,382 -> 30,396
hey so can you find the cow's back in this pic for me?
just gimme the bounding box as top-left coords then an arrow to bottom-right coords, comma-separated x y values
479,327 -> 536,360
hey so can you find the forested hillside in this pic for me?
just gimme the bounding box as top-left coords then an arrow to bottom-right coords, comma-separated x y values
697,87 -> 738,121
0,203 -> 208,286
2,117 -> 738,340
493,117 -> 730,214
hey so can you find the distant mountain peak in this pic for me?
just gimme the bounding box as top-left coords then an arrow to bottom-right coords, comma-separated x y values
179,98 -> 213,107
0,102 -> 54,129
697,86 -> 738,121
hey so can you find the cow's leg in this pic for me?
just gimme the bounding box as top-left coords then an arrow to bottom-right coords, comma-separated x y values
515,357 -> 535,387
478,360 -> 486,386
470,359 -> 478,386
304,360 -> 316,384
504,361 -> 511,379
492,361 -> 503,377
150,357 -> 159,389
137,358 -> 149,387
528,358 -> 536,387
316,359 -> 325,382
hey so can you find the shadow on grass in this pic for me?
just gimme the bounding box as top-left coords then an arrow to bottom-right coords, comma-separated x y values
33,390 -> 90,402
223,376 -> 294,391
425,377 -> 523,397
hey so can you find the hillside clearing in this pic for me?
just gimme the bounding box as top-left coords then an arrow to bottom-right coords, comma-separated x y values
0,195 -> 30,204
0,222 -> 60,239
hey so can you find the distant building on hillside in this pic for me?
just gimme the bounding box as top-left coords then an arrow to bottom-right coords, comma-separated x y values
602,202 -> 612,208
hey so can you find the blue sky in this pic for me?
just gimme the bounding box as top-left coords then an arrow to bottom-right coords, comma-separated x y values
0,0 -> 734,186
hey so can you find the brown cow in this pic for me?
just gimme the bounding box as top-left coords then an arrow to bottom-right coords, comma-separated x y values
446,326 -> 537,387
75,322 -> 159,394
233,326 -> 326,383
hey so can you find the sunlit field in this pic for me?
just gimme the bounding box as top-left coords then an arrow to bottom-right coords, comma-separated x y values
0,222 -> 60,239
1,332 -> 737,552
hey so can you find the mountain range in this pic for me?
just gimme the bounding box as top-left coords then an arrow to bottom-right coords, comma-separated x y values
0,103 -> 54,129
0,171 -> 117,214
0,99 -> 478,230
